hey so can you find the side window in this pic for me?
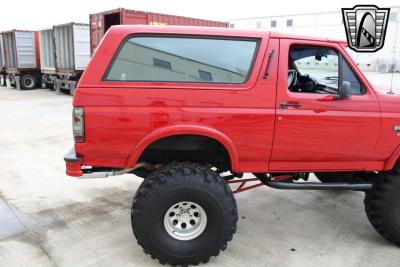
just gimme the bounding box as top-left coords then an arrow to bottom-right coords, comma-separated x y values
288,46 -> 364,95
105,36 -> 258,84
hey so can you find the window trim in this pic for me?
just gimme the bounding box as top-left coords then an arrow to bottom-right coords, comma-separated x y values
102,34 -> 261,85
288,45 -> 366,96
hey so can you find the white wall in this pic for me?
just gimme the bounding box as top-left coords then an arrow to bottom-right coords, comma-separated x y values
230,7 -> 400,72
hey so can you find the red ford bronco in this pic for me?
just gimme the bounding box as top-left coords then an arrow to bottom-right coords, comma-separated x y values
64,25 -> 400,265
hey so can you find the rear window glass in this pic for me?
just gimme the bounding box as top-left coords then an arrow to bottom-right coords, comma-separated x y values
104,36 -> 258,84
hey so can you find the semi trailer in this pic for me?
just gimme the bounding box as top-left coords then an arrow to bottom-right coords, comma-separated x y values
1,9 -> 228,93
2,30 -> 41,90
53,23 -> 90,95
38,28 -> 56,89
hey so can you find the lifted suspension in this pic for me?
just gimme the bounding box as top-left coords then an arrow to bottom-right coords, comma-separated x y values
228,173 -> 373,194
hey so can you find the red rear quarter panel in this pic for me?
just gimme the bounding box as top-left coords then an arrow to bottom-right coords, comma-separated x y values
74,26 -> 278,173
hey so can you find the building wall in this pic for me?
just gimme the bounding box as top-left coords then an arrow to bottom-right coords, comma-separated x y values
229,7 -> 400,72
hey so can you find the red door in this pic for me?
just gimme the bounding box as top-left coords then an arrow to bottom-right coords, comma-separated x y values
270,39 -> 381,172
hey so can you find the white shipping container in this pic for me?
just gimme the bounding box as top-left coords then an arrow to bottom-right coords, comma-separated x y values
2,31 -> 38,69
39,29 -> 56,72
54,23 -> 90,72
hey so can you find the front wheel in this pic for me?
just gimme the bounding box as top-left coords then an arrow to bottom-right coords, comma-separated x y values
131,162 -> 238,265
365,172 -> 400,246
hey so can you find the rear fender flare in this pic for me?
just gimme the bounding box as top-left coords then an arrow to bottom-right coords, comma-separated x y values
124,125 -> 239,172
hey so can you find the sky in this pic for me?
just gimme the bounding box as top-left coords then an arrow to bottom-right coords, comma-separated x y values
1,0 -> 399,31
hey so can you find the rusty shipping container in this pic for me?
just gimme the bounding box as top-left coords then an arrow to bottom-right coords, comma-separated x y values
2,30 -> 41,89
90,8 -> 229,54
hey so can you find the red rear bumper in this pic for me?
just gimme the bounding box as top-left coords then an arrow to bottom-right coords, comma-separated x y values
64,148 -> 83,177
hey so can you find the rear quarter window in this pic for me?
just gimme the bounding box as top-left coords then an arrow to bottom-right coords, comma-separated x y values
104,36 -> 258,84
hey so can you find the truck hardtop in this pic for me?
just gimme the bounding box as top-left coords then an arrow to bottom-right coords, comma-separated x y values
64,25 -> 400,265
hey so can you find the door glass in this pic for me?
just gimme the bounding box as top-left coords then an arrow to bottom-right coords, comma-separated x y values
288,46 -> 364,95
289,47 -> 339,94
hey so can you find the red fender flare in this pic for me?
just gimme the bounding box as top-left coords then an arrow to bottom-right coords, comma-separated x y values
124,125 -> 239,172
384,144 -> 400,171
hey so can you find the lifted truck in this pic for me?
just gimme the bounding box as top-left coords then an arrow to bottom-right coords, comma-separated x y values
64,25 -> 400,265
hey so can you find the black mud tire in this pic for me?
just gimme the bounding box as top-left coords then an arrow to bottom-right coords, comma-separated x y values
21,74 -> 37,90
131,162 -> 238,265
365,172 -> 400,246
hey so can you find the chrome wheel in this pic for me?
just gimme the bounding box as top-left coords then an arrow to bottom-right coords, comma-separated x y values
164,201 -> 207,241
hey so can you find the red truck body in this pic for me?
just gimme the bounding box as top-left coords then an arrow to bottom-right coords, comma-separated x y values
66,25 -> 400,177
89,8 -> 228,54
64,26 -> 400,265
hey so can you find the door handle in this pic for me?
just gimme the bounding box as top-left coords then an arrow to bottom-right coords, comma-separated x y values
280,102 -> 302,109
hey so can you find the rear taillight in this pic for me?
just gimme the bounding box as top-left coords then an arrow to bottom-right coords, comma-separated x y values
73,107 -> 84,143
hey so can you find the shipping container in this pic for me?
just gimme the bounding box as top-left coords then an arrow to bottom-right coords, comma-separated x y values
2,30 -> 41,89
0,34 -> 4,69
39,29 -> 56,72
90,8 -> 229,54
39,28 -> 56,89
0,33 -> 5,86
53,23 -> 90,95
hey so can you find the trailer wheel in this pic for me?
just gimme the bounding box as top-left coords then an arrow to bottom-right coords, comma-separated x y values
21,74 -> 37,90
365,172 -> 400,246
131,162 -> 238,265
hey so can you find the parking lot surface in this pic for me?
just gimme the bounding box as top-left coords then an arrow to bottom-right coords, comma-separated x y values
0,84 -> 399,267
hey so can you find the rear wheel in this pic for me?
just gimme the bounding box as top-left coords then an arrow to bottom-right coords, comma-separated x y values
21,74 -> 37,90
131,162 -> 238,265
365,172 -> 400,246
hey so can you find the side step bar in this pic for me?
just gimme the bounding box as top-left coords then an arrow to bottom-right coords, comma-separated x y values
264,181 -> 373,191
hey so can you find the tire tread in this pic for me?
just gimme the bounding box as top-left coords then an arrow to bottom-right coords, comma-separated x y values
131,162 -> 237,265
365,172 -> 400,246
